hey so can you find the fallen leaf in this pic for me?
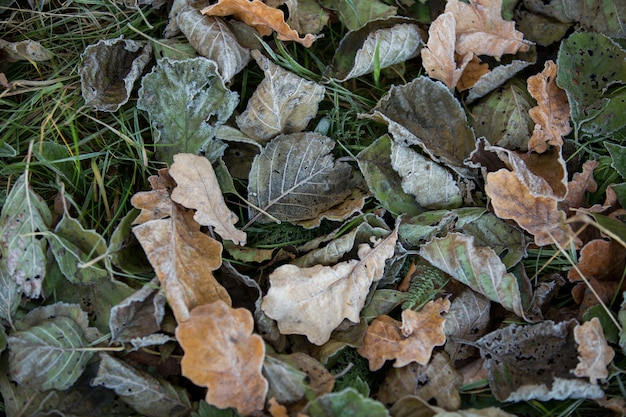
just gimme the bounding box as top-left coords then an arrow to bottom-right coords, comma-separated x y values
567,239 -> 626,282
261,229 -> 398,345
304,388 -> 388,417
444,289 -> 491,361
466,57 -> 535,103
457,54 -> 491,91
236,50 -> 325,143
169,153 -> 246,245
561,160 -> 598,211
176,301 -> 268,415
131,168 -> 177,224
0,38 -> 53,62
132,205 -> 230,323
268,397 -> 290,417
573,318 -> 615,384
357,298 -> 450,371
201,0 -> 317,47
563,0 -> 626,38
317,0 -> 397,31
527,61 -> 572,153
445,0 -> 532,58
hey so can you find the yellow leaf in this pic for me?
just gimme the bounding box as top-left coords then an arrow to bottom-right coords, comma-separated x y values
573,318 -> 614,384
176,301 -> 268,415
202,0 -> 317,47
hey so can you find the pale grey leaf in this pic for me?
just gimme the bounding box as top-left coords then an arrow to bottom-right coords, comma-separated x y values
466,58 -> 535,103
444,289 -> 491,361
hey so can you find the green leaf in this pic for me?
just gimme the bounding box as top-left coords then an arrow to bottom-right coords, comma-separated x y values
192,401 -> 241,417
605,142 -> 626,178
304,388 -> 389,417
7,315 -> 95,391
0,173 -> 52,298
92,353 -> 192,417
588,212 -> 626,243
557,32 -> 626,137
109,208 -> 152,274
137,57 -> 239,164
318,0 -> 397,31
563,0 -> 626,38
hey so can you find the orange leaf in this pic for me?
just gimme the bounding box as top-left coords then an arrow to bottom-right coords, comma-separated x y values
445,0 -> 531,58
357,299 -> 450,371
202,0 -> 317,47
176,301 -> 268,415
573,318 -> 614,384
561,160 -> 598,211
527,61 -> 572,153
567,238 -> 626,282
456,54 -> 490,91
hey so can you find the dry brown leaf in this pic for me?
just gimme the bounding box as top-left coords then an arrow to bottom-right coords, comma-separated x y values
357,299 -> 450,371
176,301 -> 268,415
261,229 -> 398,345
131,168 -> 176,224
457,54 -> 490,91
568,239 -> 621,282
201,0 -> 317,47
169,153 -> 246,245
133,206 -> 230,323
268,398 -> 290,417
527,61 -> 572,153
445,0 -> 531,58
561,160 -> 599,211
573,318 -> 615,384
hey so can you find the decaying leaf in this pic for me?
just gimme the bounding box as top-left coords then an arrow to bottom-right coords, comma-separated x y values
445,0 -> 532,58
561,160 -> 598,210
357,298 -> 450,371
0,38 -> 53,62
563,0 -> 626,38
262,229 -> 398,345
176,301 -> 268,415
573,318 -> 614,384
444,289 -> 491,361
527,61 -> 572,153
169,153 -> 246,245
247,132 -> 357,224
201,0 -> 317,47
236,50 -> 325,143
132,202 -> 230,323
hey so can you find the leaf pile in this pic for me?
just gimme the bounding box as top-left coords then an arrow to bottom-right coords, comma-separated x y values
1,0 -> 626,415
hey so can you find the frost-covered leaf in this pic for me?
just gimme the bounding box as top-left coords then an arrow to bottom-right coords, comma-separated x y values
169,153 -> 246,245
444,289 -> 491,361
0,38 -> 53,62
92,353 -> 192,417
357,299 -> 450,371
368,76 -> 476,177
325,18 -> 422,82
0,174 -> 51,298
236,50 -> 325,143
466,57 -> 535,103
263,355 -> 308,404
137,57 -> 238,164
573,318 -> 615,384
390,141 -> 463,209
606,142 -> 626,178
262,229 -> 398,345
0,265 -> 20,328
476,320 -> 604,401
79,37 -> 152,112
247,132 -> 356,224
563,0 -> 626,38
304,388 -> 388,417
176,301 -> 268,415
201,0 -> 317,47
318,0 -> 397,31
420,232 -> 533,320
177,5 -> 249,82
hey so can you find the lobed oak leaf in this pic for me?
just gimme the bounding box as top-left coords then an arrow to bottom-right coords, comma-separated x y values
445,0 -> 531,58
527,61 -> 572,153
169,153 -> 246,245
261,229 -> 398,345
176,301 -> 268,415
357,298 -> 450,371
201,0 -> 317,47
573,318 -> 615,384
561,160 -> 598,211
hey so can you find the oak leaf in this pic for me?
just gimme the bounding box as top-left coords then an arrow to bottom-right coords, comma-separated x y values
131,168 -> 177,224
561,160 -> 598,211
201,0 -> 317,47
169,153 -> 246,245
357,298 -> 450,371
573,318 -> 615,384
261,229 -> 398,345
445,0 -> 531,58
527,61 -> 572,153
176,301 -> 268,415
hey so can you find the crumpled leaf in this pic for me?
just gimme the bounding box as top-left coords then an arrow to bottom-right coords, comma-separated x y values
132,193 -> 230,323
527,60 -> 572,153
177,5 -> 250,82
421,12 -> 472,90
445,0 -> 532,58
563,0 -> 626,38
176,301 -> 268,415
368,76 -> 476,177
357,298 -> 450,371
573,318 -> 615,384
247,132 -> 357,224
420,232 -> 533,320
0,38 -> 53,62
444,289 -> 491,361
0,174 -> 51,298
79,37 -> 152,112
201,0 -> 317,47
236,50 -> 325,143
304,388 -> 388,417
92,353 -> 191,417
325,18 -> 423,82
262,229 -> 398,345
137,57 -> 239,164
390,141 -> 463,209
169,153 -> 246,245
476,319 -> 604,401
